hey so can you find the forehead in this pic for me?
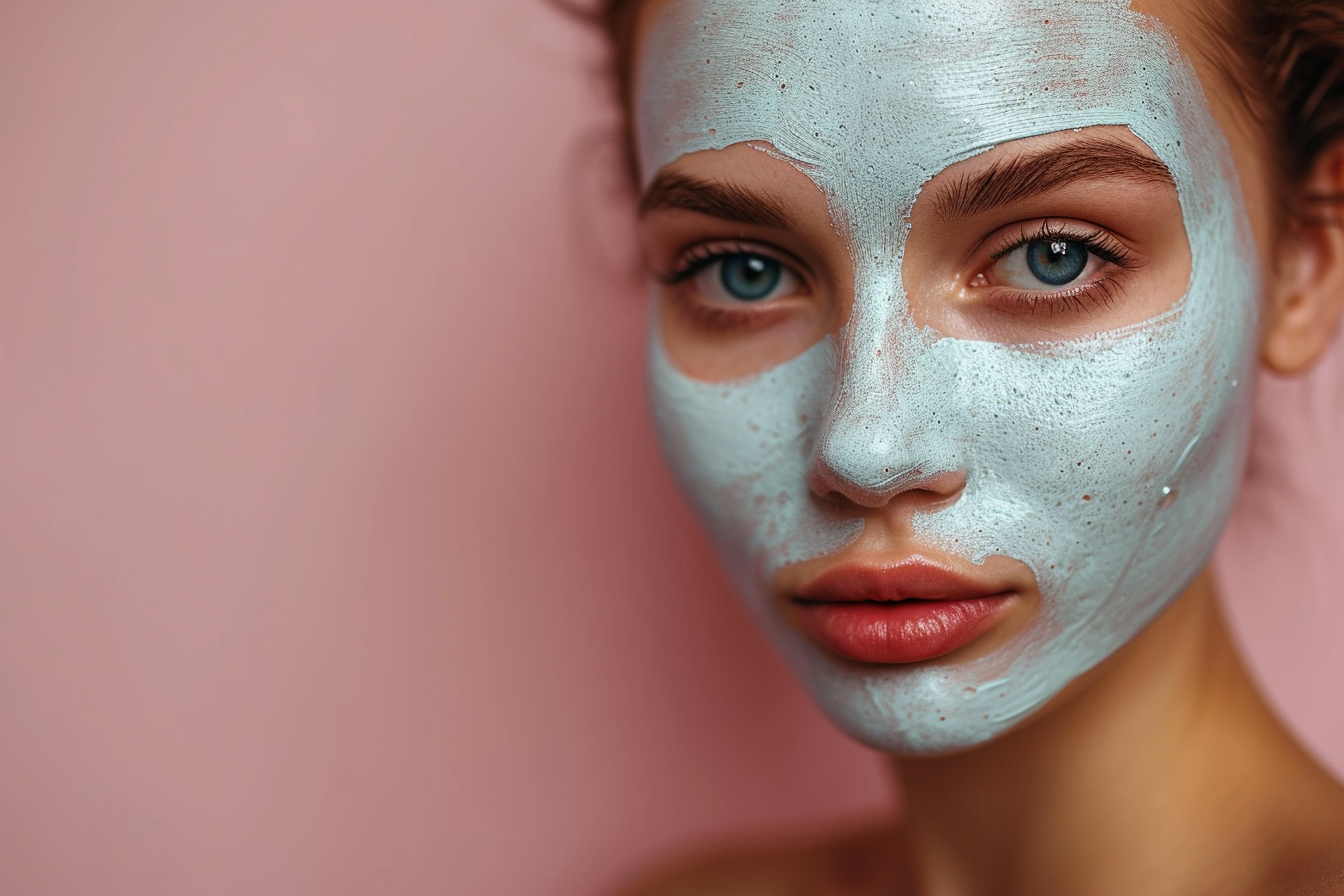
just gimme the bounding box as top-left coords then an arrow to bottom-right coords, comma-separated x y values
634,0 -> 1197,200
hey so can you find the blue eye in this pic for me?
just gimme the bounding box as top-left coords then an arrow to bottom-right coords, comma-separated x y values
1024,239 -> 1089,286
671,247 -> 804,308
990,231 -> 1107,294
719,253 -> 783,301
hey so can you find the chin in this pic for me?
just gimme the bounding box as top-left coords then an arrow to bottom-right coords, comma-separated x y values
751,567 -> 1199,757
785,646 -> 1075,756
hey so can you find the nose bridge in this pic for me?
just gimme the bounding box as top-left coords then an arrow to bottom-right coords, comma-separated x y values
810,299 -> 960,505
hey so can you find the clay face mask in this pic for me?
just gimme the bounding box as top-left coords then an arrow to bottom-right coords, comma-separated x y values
638,0 -> 1259,753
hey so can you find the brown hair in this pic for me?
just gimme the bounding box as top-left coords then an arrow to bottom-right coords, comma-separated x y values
565,0 -> 1344,220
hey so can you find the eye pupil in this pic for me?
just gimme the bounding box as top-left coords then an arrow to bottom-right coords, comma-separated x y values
720,253 -> 782,301
1026,239 -> 1089,286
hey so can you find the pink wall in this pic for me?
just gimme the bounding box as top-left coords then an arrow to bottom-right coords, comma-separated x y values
0,3 -> 1338,894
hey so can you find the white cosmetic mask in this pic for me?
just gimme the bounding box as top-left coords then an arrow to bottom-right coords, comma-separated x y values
639,0 -> 1259,753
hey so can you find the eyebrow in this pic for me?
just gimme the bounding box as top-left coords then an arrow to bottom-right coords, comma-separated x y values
639,172 -> 795,229
930,137 -> 1176,221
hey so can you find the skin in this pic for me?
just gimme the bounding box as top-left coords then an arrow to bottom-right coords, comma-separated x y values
616,1 -> 1344,894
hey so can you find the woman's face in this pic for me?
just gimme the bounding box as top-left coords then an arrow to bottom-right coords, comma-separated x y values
634,0 -> 1266,754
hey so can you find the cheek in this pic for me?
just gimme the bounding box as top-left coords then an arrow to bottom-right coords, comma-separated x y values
646,323 -> 864,591
918,321 -> 1252,585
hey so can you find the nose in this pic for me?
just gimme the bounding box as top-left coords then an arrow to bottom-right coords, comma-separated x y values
808,448 -> 966,509
807,306 -> 966,512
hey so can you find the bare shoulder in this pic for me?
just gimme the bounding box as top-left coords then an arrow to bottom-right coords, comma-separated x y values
1276,861 -> 1344,896
1275,843 -> 1344,896
607,819 -> 909,896
1270,798 -> 1344,896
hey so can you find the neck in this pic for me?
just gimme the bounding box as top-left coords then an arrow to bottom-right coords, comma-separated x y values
889,571 -> 1341,896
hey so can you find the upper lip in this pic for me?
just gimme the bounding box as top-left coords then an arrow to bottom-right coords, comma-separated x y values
795,556 -> 1009,603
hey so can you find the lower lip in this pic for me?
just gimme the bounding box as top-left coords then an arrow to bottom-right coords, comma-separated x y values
795,595 -> 1016,664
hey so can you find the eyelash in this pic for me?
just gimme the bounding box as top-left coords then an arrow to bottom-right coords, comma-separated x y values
981,221 -> 1140,315
661,241 -> 774,283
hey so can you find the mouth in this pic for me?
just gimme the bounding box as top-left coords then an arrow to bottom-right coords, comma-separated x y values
791,557 -> 1020,665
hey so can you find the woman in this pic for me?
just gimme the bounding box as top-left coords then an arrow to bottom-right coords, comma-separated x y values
583,0 -> 1344,892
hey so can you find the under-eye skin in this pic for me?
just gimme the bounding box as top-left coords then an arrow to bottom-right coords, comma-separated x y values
658,240 -> 809,330
972,220 -> 1143,316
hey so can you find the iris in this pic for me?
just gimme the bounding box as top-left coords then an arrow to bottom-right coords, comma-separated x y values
720,254 -> 782,301
1026,239 -> 1089,286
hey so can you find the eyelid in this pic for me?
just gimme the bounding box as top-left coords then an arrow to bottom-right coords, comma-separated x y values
993,276 -> 1124,316
984,219 -> 1140,271
660,239 -> 811,286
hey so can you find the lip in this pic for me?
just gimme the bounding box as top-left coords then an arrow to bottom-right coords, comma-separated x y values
792,557 -> 1018,665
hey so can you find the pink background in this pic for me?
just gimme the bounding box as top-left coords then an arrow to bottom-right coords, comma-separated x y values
0,3 -> 1340,894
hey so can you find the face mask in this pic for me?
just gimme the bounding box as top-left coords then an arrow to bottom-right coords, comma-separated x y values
637,0 -> 1259,754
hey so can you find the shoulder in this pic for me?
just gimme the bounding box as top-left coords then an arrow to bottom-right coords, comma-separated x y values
1275,864 -> 1344,896
1268,800 -> 1344,896
607,820 -> 908,896
1275,844 -> 1344,896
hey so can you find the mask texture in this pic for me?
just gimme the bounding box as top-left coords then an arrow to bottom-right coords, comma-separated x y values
639,0 -> 1259,753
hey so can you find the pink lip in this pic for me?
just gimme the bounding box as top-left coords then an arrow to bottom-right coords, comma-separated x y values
793,558 -> 1018,664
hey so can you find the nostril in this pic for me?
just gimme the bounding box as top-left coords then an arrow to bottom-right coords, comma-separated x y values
902,470 -> 967,510
921,474 -> 967,510
918,469 -> 967,497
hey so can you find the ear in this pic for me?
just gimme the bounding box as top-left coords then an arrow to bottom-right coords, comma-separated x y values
1261,140 -> 1344,376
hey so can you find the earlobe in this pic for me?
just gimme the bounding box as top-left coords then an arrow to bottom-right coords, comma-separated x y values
1261,141 -> 1344,376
